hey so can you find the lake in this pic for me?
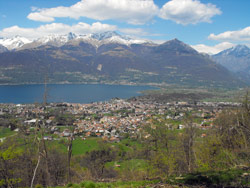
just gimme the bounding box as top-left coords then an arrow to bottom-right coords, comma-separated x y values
0,84 -> 155,104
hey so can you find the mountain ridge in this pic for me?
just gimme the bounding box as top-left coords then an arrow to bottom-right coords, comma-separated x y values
0,32 -> 246,88
213,44 -> 250,83
0,31 -> 150,51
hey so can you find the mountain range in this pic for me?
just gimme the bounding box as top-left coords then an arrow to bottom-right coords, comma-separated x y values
0,32 -> 148,51
212,45 -> 250,83
0,31 -> 247,88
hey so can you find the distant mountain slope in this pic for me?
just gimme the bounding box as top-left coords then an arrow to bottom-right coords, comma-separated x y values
0,44 -> 8,53
213,45 -> 250,82
1,31 -> 149,51
0,32 -> 245,87
0,36 -> 32,50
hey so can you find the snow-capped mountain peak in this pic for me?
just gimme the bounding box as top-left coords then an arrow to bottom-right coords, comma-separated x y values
71,31 -> 149,47
218,44 -> 250,57
90,31 -> 126,40
67,32 -> 77,40
0,36 -> 32,50
0,31 -> 150,50
35,32 -> 78,45
231,45 -> 250,54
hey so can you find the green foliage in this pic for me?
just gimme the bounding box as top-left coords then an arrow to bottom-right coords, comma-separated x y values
0,127 -> 15,138
168,168 -> 250,187
0,178 -> 22,187
66,183 -> 73,187
35,184 -> 44,188
80,181 -> 96,188
76,180 -> 160,188
0,144 -> 22,160
0,142 -> 23,187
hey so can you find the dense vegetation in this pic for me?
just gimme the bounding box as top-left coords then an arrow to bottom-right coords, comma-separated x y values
0,94 -> 249,188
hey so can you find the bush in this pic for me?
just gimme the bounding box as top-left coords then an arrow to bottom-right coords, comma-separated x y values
66,183 -> 73,187
80,181 -> 96,188
35,184 -> 43,188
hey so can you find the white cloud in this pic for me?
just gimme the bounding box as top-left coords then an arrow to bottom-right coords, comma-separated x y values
119,28 -> 149,36
27,0 -> 159,25
209,26 -> 250,41
192,42 -> 235,54
159,0 -> 221,25
0,22 -> 117,39
29,12 -> 55,22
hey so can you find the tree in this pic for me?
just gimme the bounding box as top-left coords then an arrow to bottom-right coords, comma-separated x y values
0,140 -> 23,187
80,148 -> 116,179
66,125 -> 75,183
31,119 -> 51,187
182,115 -> 198,173
212,90 -> 250,168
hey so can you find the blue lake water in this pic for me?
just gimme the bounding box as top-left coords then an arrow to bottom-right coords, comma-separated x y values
0,84 -> 155,104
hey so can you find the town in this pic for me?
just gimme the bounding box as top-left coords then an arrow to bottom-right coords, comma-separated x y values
0,96 -> 241,142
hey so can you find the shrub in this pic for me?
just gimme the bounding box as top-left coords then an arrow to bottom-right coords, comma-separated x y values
80,181 -> 96,188
35,184 -> 43,188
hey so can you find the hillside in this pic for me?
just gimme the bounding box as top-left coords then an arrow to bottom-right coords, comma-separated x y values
213,45 -> 250,83
0,32 -> 244,87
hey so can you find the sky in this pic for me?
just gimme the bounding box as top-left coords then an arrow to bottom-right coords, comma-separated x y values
0,0 -> 250,54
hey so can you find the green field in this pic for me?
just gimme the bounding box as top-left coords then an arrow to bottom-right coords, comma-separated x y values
72,137 -> 100,155
0,127 -> 16,138
49,137 -> 142,156
48,137 -> 101,155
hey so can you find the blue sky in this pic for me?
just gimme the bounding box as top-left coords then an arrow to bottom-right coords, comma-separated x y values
0,0 -> 249,54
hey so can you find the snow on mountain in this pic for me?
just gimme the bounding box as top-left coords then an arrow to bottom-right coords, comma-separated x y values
91,31 -> 123,40
0,44 -> 8,53
35,32 -> 77,46
101,35 -> 149,46
216,45 -> 250,57
212,44 -> 250,76
0,36 -> 32,50
77,31 -> 149,47
0,31 -> 150,50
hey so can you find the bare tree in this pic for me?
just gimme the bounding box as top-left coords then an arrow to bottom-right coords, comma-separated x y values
67,131 -> 74,183
182,116 -> 197,173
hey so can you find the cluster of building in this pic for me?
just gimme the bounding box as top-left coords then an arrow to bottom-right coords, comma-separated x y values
0,98 -> 241,141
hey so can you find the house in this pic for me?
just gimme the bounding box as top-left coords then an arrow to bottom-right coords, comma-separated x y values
201,133 -> 206,137
62,129 -> 72,137
178,124 -> 184,129
24,119 -> 38,126
43,136 -> 53,141
109,136 -> 120,142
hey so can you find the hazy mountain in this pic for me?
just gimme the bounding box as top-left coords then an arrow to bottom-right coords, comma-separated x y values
0,32 -> 244,87
213,45 -> 250,82
0,44 -> 8,53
